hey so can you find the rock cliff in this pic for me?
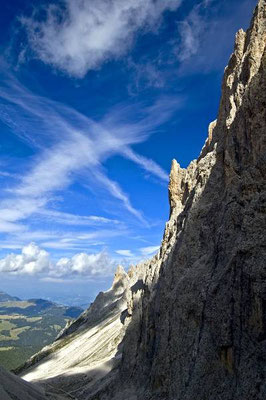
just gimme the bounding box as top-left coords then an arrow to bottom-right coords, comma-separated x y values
17,266 -> 129,398
114,2 -> 266,399
0,366 -> 66,400
17,1 -> 266,399
115,2 -> 266,399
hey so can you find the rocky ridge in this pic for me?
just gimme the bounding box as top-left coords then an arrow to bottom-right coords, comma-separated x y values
13,1 -> 266,399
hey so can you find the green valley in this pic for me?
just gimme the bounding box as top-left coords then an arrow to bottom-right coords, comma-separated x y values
0,291 -> 83,371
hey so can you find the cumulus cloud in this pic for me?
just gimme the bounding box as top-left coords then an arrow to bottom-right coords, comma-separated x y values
53,251 -> 115,277
0,243 -> 50,275
0,243 -> 116,278
0,242 -> 162,279
20,0 -> 182,77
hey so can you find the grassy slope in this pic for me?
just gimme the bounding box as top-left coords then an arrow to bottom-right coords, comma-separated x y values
0,298 -> 82,371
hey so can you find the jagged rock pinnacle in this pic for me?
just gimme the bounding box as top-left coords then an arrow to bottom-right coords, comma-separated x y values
168,158 -> 182,215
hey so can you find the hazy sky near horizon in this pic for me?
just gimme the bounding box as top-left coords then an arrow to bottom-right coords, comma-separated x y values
0,0 -> 257,303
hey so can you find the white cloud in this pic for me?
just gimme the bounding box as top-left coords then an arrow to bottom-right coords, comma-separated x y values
174,0 -> 255,74
37,209 -> 121,226
115,249 -> 134,257
0,71 -> 176,232
140,245 -> 160,256
93,171 -> 146,224
0,244 -> 23,250
54,251 -> 115,277
0,243 -> 50,275
128,60 -> 166,92
13,133 -> 96,198
21,0 -> 182,77
0,241 -> 161,278
0,226 -> 128,254
0,220 -> 25,233
122,147 -> 168,182
176,4 -> 204,62
0,171 -> 16,178
0,243 -> 115,278
40,277 -> 67,283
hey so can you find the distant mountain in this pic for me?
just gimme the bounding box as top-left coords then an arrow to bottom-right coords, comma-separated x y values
0,291 -> 20,302
0,291 -> 83,371
40,293 -> 93,308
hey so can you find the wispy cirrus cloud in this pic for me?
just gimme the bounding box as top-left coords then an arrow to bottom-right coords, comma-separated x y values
115,249 -> 134,258
140,245 -> 160,256
0,226 -> 128,255
174,0 -> 257,74
19,0 -> 182,78
92,170 -> 146,224
0,220 -> 26,233
175,0 -> 218,64
0,69 -> 177,234
122,147 -> 168,182
0,170 -> 17,178
176,6 -> 204,62
122,0 -> 256,85
36,210 -> 120,227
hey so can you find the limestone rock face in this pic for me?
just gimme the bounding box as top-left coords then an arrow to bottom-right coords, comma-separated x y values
18,266 -> 130,397
168,159 -> 197,218
114,2 -> 266,399
0,366 -> 65,400
18,1 -> 266,399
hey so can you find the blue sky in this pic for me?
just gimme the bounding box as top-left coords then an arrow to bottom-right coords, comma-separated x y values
0,0 -> 257,304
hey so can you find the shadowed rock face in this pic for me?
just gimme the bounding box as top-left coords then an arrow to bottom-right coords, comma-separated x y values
0,366 -> 67,400
17,1 -> 266,399
115,2 -> 266,399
